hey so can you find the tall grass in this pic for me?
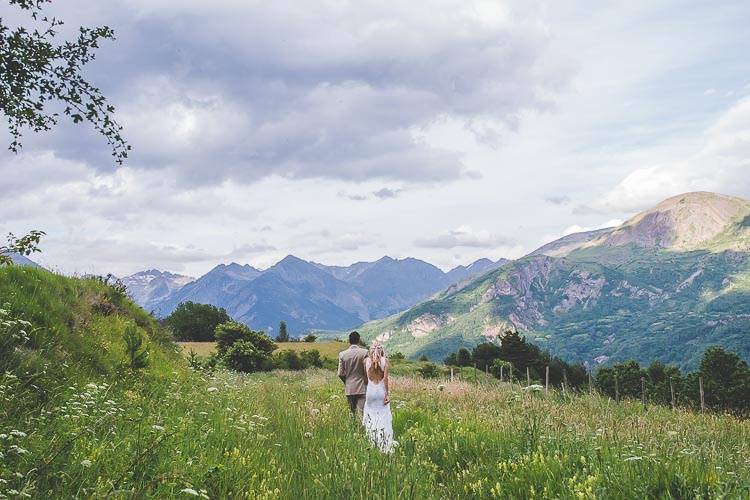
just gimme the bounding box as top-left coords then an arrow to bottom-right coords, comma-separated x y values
2,267 -> 750,498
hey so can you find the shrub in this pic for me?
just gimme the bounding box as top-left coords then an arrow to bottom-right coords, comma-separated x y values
390,351 -> 405,361
300,349 -> 323,368
418,362 -> 439,379
165,302 -> 231,341
223,341 -> 273,373
303,334 -> 317,343
123,324 -> 149,371
274,349 -> 305,370
215,321 -> 276,373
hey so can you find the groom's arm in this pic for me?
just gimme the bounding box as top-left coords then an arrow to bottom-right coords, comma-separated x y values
337,356 -> 346,383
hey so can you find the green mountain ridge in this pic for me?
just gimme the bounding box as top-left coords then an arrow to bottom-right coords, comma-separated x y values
359,192 -> 750,369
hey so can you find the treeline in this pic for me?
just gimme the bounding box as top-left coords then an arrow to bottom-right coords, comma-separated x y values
595,347 -> 750,416
444,331 -> 750,416
444,330 -> 588,388
165,301 -> 318,342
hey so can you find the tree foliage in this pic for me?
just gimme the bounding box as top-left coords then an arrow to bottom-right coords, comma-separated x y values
0,230 -> 45,266
275,320 -> 289,342
165,301 -> 231,341
214,321 -> 276,373
1,0 -> 129,162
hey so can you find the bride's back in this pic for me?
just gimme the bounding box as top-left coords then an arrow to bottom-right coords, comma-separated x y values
366,356 -> 385,383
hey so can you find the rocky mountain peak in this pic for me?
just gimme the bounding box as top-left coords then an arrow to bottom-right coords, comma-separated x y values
588,191 -> 750,251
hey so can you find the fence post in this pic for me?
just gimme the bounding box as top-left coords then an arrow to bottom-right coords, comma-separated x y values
699,376 -> 705,413
545,365 -> 549,394
615,375 -> 620,402
562,369 -> 568,397
450,367 -> 454,383
526,367 -> 531,387
669,376 -> 675,409
640,377 -> 646,409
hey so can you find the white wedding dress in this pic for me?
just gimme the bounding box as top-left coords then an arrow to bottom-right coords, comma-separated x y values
363,357 -> 394,453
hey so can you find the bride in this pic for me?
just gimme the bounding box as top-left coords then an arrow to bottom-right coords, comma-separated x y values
363,341 -> 395,453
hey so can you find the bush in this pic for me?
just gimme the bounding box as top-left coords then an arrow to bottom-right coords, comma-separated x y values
215,321 -> 276,373
273,349 -> 324,370
418,362 -> 439,379
165,301 -> 231,341
390,351 -> 405,361
303,334 -> 317,343
223,341 -> 273,373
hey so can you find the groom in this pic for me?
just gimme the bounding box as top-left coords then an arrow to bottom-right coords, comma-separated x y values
337,331 -> 368,414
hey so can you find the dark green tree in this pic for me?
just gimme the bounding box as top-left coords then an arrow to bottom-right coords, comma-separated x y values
472,343 -> 502,370
443,352 -> 458,365
698,346 -> 750,415
165,302 -> 231,341
276,320 -> 289,342
303,334 -> 317,343
122,323 -> 149,371
1,0 -> 129,163
456,347 -> 473,367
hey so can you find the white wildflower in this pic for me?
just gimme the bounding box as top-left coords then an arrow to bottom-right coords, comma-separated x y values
180,488 -> 200,496
207,387 -> 219,393
10,430 -> 27,438
80,459 -> 92,468
152,425 -> 165,432
304,432 -> 313,438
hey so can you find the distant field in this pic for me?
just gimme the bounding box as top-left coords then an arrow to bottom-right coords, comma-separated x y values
177,340 -> 347,359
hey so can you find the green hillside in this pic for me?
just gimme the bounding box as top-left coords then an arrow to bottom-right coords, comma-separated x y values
360,193 -> 750,368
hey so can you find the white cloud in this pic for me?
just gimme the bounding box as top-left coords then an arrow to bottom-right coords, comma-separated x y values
581,96 -> 750,214
415,226 -> 514,249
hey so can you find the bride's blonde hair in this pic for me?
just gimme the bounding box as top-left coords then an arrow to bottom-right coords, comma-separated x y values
367,341 -> 386,383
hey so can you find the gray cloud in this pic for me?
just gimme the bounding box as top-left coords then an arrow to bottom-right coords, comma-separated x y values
544,195 -> 571,205
20,0 -> 571,187
372,187 -> 401,199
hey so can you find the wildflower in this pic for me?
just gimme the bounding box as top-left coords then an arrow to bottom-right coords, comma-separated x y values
207,387 -> 219,393
10,430 -> 27,438
152,425 -> 165,432
438,384 -> 445,391
181,488 -> 200,496
304,432 -> 313,438
310,408 -> 320,416
86,383 -> 98,390
80,459 -> 92,468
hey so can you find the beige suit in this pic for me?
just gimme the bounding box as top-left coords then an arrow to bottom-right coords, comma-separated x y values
338,345 -> 368,413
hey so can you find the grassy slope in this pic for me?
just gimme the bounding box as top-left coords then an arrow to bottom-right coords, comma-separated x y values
3,267 -> 750,498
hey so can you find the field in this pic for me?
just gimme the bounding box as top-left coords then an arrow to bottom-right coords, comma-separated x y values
178,341 -> 348,360
3,266 -> 750,498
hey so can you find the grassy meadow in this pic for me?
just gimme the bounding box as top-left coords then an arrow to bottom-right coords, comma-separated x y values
177,341 -> 348,362
3,266 -> 750,498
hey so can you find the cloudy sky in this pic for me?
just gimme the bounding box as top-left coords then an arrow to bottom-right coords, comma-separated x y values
2,0 -> 750,277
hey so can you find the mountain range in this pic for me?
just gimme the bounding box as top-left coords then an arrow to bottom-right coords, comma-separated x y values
359,192 -> 750,369
122,254 -> 505,335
